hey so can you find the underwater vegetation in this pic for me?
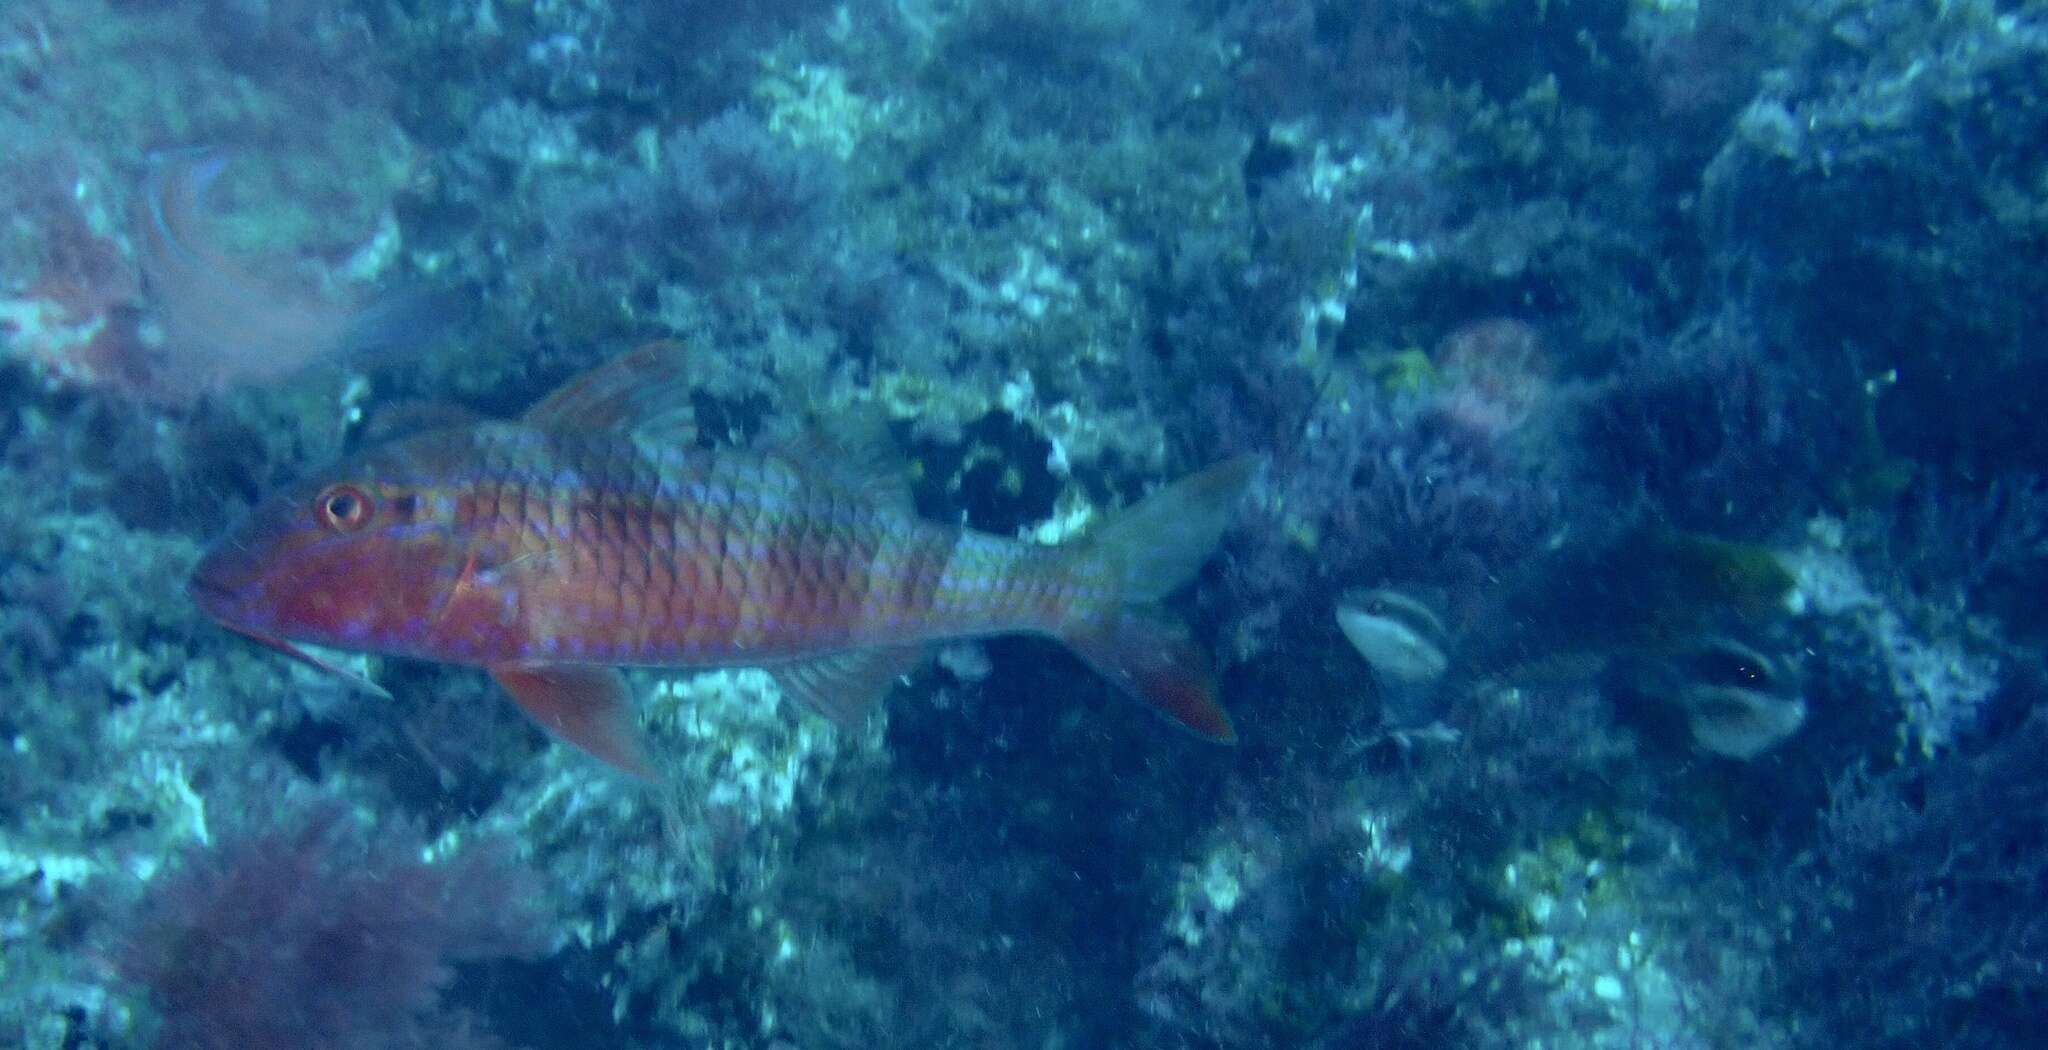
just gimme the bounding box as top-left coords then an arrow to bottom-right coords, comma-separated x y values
113,799 -> 547,1050
0,0 -> 2043,1048
1767,676 -> 2048,1049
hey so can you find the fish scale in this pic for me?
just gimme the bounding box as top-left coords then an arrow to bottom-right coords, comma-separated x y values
441,431 -> 1076,664
450,435 -> 973,664
190,346 -> 1252,776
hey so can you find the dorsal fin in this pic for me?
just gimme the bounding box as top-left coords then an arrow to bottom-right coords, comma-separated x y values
522,340 -> 698,444
764,410 -> 912,512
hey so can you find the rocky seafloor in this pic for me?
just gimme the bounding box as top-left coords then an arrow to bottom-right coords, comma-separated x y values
2,1 -> 2044,1047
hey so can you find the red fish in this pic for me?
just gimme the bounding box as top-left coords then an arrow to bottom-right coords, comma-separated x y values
189,345 -> 1256,776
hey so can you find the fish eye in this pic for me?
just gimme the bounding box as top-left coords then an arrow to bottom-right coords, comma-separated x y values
1692,646 -> 1773,688
317,484 -> 375,532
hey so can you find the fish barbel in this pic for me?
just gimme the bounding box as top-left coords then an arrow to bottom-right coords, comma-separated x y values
189,344 -> 1256,776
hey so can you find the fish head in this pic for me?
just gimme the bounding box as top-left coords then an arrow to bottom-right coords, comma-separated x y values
1334,587 -> 1451,687
1666,636 -> 1807,760
190,439 -> 469,663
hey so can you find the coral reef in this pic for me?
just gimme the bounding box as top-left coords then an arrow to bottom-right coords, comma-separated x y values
1,0 -> 2043,1047
470,668 -> 891,1044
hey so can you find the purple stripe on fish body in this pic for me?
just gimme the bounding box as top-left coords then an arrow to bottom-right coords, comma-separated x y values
424,430 -> 1096,667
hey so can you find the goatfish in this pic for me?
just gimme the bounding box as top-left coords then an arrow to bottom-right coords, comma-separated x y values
188,344 -> 1256,776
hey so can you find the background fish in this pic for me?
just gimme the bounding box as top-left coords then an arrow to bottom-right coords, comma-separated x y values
189,344 -> 1256,775
1335,586 -> 1453,728
133,148 -> 458,402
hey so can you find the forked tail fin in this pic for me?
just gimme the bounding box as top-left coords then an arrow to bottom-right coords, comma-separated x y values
1088,455 -> 1260,602
1064,608 -> 1238,742
1059,456 -> 1258,743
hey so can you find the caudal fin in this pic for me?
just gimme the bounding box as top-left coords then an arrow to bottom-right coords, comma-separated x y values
1090,455 -> 1259,602
1060,455 -> 1257,743
1065,609 -> 1237,742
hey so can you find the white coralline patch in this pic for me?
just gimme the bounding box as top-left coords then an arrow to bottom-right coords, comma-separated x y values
1355,809 -> 1412,875
1786,515 -> 2001,752
1164,845 -> 1264,950
1021,488 -> 1098,546
650,669 -> 824,822
1497,849 -> 1720,1048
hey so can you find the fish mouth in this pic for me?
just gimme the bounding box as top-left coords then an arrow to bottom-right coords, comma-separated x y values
187,565 -> 390,699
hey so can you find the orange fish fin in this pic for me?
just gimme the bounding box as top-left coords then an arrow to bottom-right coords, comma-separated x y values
1060,609 -> 1236,743
523,340 -> 698,443
765,411 -> 912,512
1048,456 -> 1256,743
490,663 -> 655,779
769,645 -> 923,729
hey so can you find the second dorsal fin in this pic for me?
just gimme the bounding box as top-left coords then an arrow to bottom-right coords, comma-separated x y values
764,411 -> 913,513
522,340 -> 698,444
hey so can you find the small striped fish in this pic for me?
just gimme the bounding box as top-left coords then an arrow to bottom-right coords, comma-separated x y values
190,345 -> 1255,775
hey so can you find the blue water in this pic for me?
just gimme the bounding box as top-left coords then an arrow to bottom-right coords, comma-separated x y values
2,1 -> 2043,1047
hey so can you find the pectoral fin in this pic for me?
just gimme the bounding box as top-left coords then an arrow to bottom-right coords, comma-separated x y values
491,663 -> 654,779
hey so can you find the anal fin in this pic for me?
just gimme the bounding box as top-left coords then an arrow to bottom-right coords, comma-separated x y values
490,664 -> 654,779
769,646 -> 922,729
